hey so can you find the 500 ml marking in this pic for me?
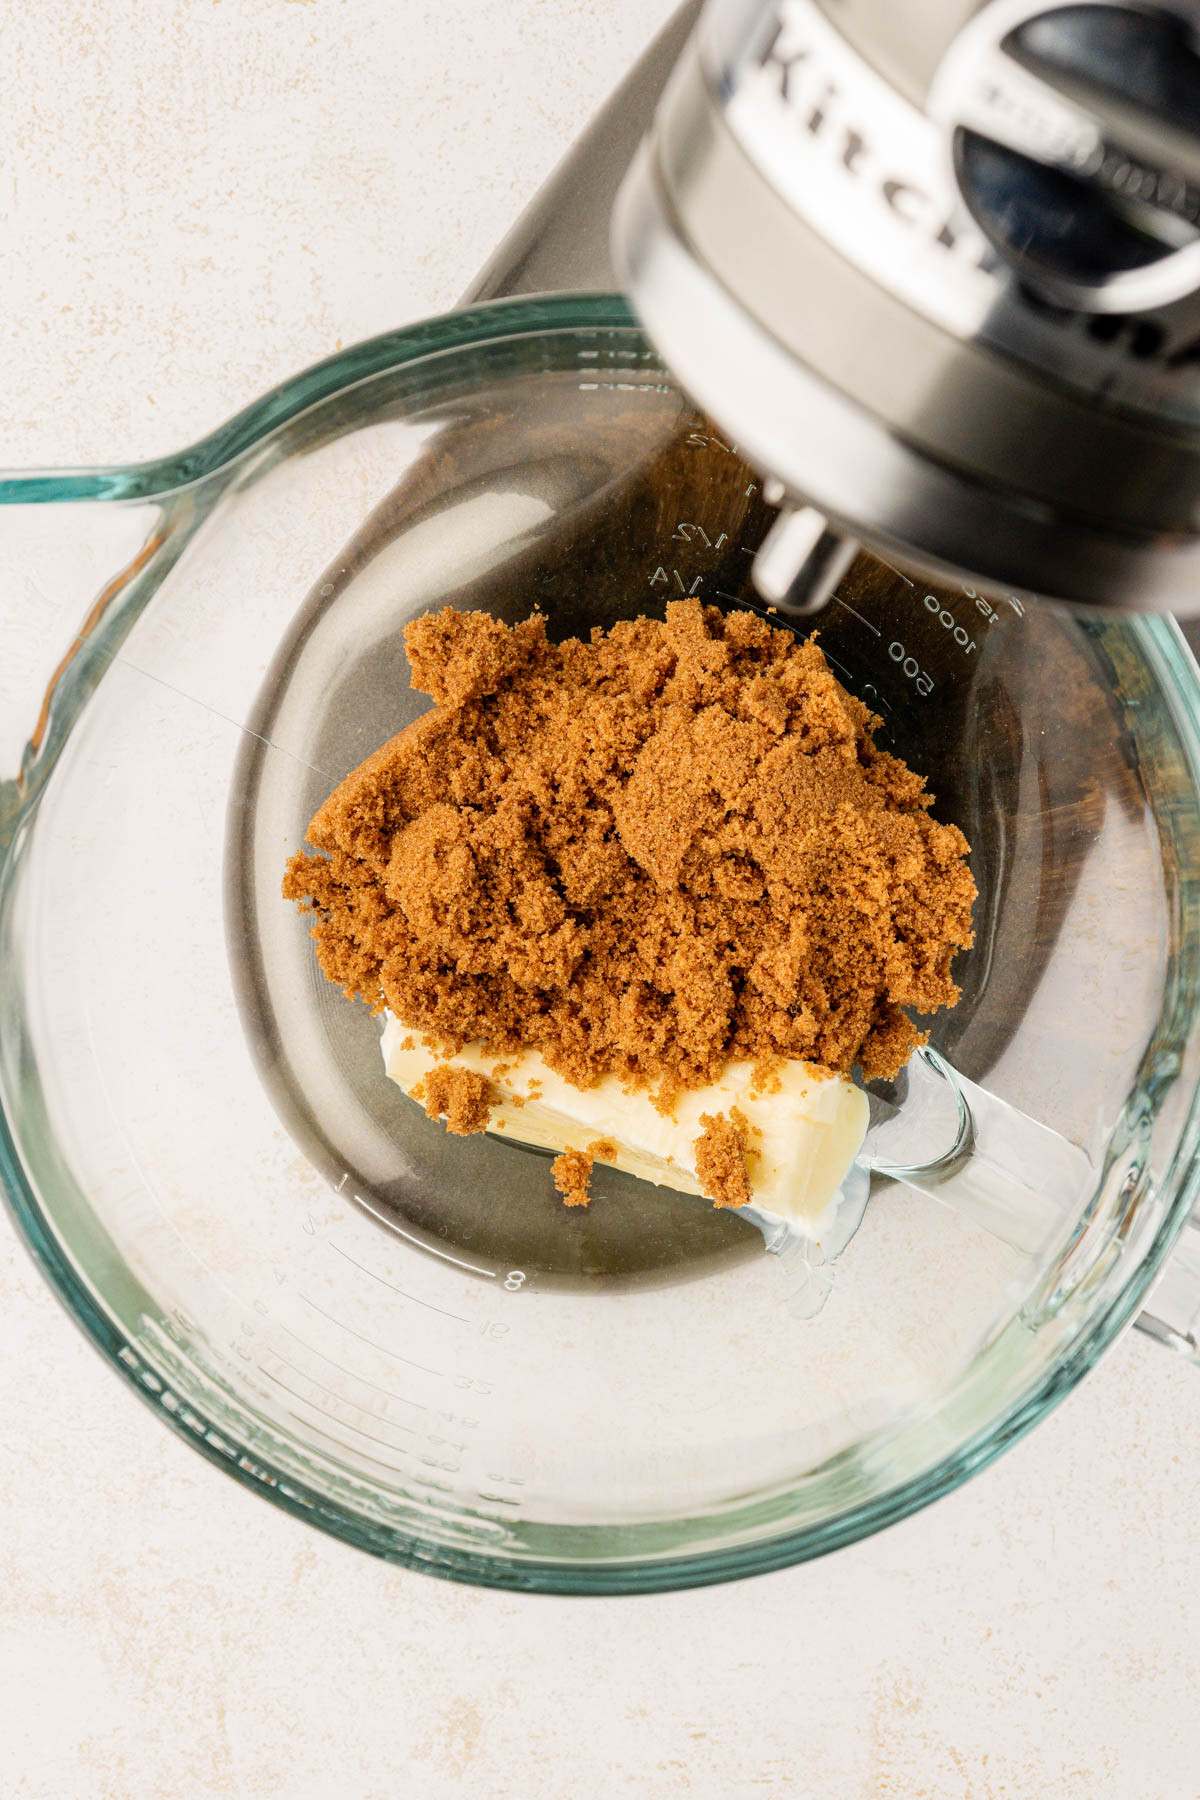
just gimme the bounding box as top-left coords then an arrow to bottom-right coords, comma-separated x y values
888,640 -> 935,696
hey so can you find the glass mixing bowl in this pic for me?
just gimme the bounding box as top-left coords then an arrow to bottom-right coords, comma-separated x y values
4,293 -> 1200,1594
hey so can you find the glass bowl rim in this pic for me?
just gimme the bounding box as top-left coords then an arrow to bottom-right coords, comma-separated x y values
3,290 -> 1200,1594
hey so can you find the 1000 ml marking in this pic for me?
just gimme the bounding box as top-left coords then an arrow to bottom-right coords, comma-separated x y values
922,582 -> 1023,656
889,578 -> 1025,700
924,592 -> 978,654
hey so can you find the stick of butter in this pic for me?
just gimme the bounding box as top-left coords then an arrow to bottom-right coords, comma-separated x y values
380,1015 -> 869,1234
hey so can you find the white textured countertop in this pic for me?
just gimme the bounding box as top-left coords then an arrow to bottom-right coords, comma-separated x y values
3,5 -> 1200,1796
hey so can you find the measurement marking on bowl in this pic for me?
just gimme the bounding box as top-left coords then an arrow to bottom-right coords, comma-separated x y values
258,1375 -> 421,1476
346,1187 -> 497,1278
832,595 -> 881,636
327,1240 -> 470,1322
274,1321 -> 429,1411
873,555 -> 915,587
265,1349 -> 418,1430
300,1295 -> 449,1380
820,646 -> 866,691
258,1369 -> 478,1493
260,1375 -> 415,1461
259,1370 -> 423,1461
111,651 -> 334,780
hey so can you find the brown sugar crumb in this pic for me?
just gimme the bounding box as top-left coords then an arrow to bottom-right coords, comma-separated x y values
551,1138 -> 617,1208
414,1063 -> 494,1136
283,599 -> 975,1107
694,1110 -> 753,1209
749,1054 -> 784,1099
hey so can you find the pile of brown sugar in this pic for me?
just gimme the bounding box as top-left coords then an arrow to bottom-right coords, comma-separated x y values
283,598 -> 975,1202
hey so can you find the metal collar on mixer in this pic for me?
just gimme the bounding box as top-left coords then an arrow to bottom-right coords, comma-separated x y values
611,0 -> 1200,616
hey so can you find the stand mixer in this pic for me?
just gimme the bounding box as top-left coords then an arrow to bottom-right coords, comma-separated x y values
4,0 -> 1200,1591
476,0 -> 1200,618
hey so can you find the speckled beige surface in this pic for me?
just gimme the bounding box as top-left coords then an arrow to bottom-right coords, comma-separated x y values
3,4 -> 1200,1796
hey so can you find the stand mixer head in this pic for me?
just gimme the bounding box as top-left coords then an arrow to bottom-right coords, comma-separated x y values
612,0 -> 1200,616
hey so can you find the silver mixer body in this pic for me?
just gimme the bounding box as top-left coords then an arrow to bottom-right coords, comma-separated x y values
606,0 -> 1200,616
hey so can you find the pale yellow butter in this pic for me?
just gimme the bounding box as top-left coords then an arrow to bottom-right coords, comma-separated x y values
381,1016 -> 868,1235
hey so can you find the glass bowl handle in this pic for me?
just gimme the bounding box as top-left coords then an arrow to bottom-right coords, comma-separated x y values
0,295 -> 646,853
0,486 -> 195,851
1136,1213 -> 1200,1362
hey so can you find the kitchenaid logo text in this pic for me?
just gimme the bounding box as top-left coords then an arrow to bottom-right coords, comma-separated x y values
757,17 -> 996,276
755,14 -> 1200,377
